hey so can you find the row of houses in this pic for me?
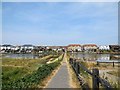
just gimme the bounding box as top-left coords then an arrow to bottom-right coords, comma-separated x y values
0,44 -> 120,53
0,44 -> 66,53
67,44 -> 98,52
67,44 -> 120,52
0,45 -> 35,53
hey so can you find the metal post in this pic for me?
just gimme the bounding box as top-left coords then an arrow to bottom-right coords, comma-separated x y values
92,68 -> 99,90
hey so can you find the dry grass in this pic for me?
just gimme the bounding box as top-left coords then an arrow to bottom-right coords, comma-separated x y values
107,70 -> 119,77
40,54 -> 64,88
2,55 -> 52,67
68,64 -> 81,88
67,55 -> 81,88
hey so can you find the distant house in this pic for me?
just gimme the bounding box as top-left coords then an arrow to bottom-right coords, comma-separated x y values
83,44 -> 97,52
46,46 -> 56,51
1,44 -> 12,50
21,44 -> 34,49
14,46 -> 21,51
109,45 -> 120,52
0,44 -> 14,53
35,46 -> 46,53
46,46 -> 66,52
12,46 -> 21,53
0,45 -> 4,53
20,44 -> 35,53
67,44 -> 82,52
98,45 -> 110,50
48,46 -> 60,51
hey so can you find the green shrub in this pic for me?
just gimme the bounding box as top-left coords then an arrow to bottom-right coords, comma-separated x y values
2,60 -> 61,89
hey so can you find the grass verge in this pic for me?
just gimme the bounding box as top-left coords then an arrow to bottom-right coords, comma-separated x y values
2,54 -> 64,89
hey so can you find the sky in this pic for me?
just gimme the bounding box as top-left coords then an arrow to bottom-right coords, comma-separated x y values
2,2 -> 118,46
1,0 -> 119,2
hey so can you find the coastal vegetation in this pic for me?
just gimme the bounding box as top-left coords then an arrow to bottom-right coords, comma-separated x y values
107,70 -> 119,77
2,53 -> 64,89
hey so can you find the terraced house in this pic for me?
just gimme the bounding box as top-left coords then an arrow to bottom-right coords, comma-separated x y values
0,44 -> 14,53
83,44 -> 98,52
98,45 -> 110,50
47,46 -> 66,52
20,44 -> 35,53
67,44 -> 82,52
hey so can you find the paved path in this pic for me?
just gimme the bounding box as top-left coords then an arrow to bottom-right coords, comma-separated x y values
46,53 -> 70,88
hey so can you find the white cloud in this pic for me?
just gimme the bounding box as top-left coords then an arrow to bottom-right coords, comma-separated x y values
2,2 -> 118,45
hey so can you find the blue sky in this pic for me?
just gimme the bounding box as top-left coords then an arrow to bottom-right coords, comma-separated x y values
2,2 -> 118,46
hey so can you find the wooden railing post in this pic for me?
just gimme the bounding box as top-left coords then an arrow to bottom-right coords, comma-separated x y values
69,58 -> 113,89
92,68 -> 99,90
113,62 -> 114,67
73,59 -> 76,68
71,58 -> 73,64
69,58 -> 72,64
97,61 -> 99,66
76,62 -> 80,75
70,58 -> 73,65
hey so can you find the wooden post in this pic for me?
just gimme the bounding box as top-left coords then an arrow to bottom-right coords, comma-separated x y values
72,59 -> 74,67
70,58 -> 73,65
69,58 -> 71,64
97,61 -> 99,66
76,62 -> 80,75
71,58 -> 73,64
74,60 -> 76,68
92,68 -> 99,90
113,62 -> 114,67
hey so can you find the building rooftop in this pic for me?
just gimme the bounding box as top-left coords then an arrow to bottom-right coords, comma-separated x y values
22,44 -> 34,47
83,44 -> 97,47
2,44 -> 13,47
68,44 -> 81,47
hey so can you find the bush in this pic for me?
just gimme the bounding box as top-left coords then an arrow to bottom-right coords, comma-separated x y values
2,61 -> 61,89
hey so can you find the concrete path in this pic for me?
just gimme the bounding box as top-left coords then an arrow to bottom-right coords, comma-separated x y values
46,53 -> 70,88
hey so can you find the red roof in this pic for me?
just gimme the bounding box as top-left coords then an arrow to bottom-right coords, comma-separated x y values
68,44 -> 81,47
83,44 -> 97,47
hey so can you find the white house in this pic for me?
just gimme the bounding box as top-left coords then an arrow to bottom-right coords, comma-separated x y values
0,44 -> 14,53
83,44 -> 98,52
0,45 -> 6,50
11,46 -> 21,53
99,45 -> 110,50
67,44 -> 82,52
0,45 -> 14,50
46,46 -> 65,52
20,45 -> 35,53
21,45 -> 34,50
14,46 -> 21,51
